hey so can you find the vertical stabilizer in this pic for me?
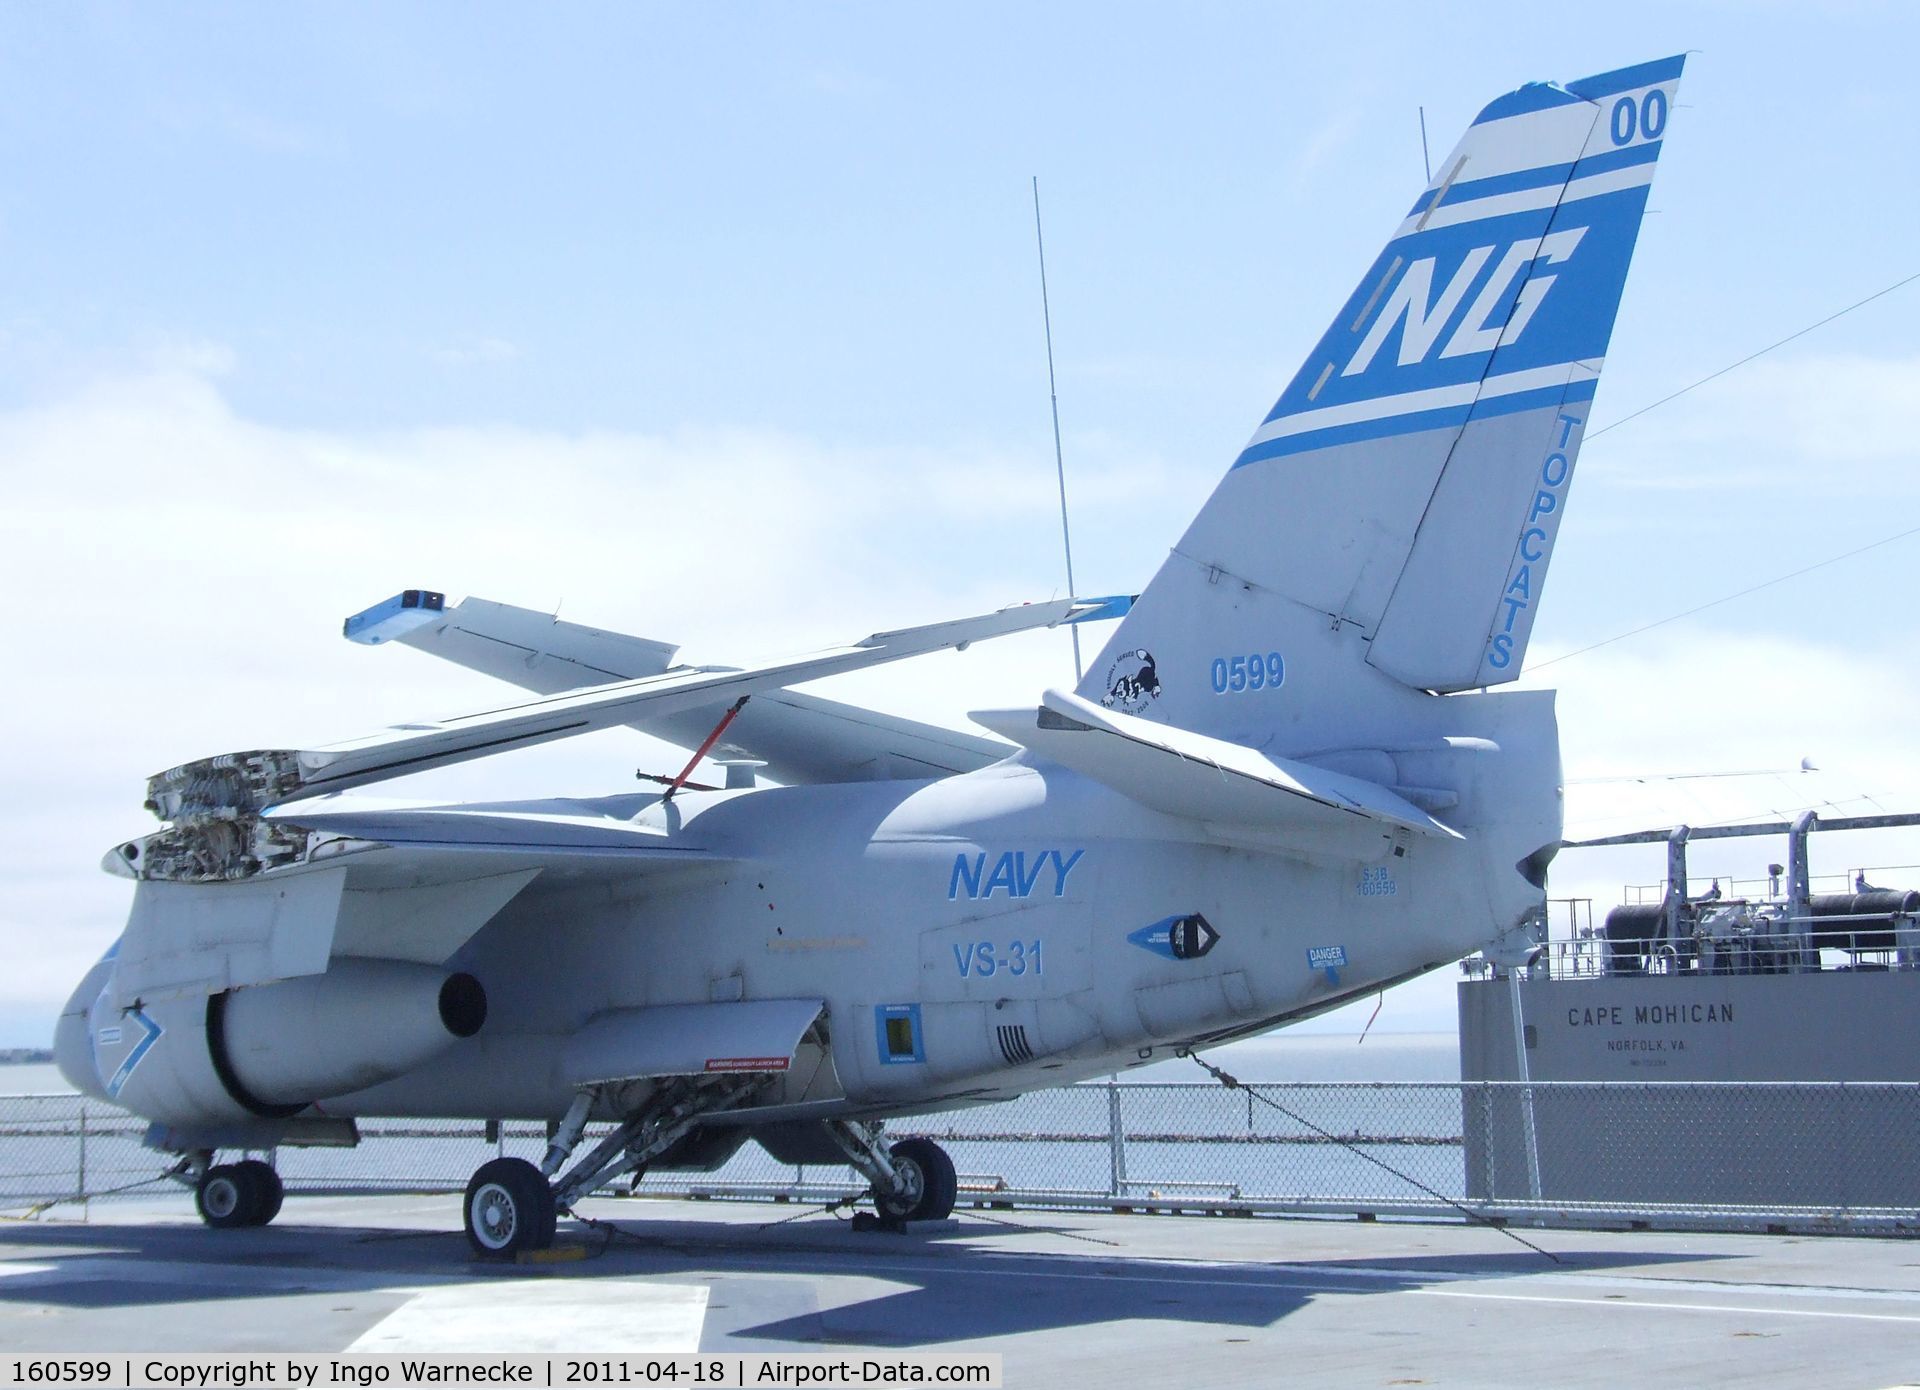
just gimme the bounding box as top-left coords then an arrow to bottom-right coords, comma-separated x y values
1079,58 -> 1683,747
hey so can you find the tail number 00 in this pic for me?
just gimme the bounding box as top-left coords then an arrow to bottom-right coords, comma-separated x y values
1610,89 -> 1669,146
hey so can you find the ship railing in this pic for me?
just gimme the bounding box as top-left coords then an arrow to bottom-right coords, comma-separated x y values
1627,861 -> 1920,905
1466,922 -> 1920,982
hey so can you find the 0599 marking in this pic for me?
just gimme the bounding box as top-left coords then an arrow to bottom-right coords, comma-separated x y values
1210,652 -> 1285,694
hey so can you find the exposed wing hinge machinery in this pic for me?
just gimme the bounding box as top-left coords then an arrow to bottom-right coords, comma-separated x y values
122,597 -> 1121,883
130,750 -> 319,882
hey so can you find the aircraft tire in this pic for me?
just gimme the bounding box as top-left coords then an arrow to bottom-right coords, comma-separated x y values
878,1138 -> 957,1222
464,1157 -> 556,1259
195,1164 -> 258,1230
232,1160 -> 283,1226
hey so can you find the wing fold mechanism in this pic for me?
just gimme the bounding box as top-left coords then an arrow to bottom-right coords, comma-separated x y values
127,598 -> 1098,883
563,999 -> 826,1085
973,689 -> 1461,858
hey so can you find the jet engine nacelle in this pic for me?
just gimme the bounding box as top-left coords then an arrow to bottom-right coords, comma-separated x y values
85,958 -> 487,1125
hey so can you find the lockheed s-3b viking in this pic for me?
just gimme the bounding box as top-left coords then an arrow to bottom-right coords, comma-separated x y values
56,56 -> 1687,1255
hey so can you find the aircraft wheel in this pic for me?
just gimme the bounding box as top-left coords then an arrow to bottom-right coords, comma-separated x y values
464,1157 -> 556,1259
195,1164 -> 257,1229
232,1159 -> 283,1226
876,1138 -> 957,1222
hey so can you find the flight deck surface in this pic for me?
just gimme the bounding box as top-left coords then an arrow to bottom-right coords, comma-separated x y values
0,1196 -> 1915,1386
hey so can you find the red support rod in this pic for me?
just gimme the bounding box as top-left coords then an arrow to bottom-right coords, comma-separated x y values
662,696 -> 750,801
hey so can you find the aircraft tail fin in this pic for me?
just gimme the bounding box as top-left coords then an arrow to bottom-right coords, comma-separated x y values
1077,57 -> 1683,747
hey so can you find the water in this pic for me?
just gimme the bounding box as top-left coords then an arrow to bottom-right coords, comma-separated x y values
0,1064 -> 70,1096
0,1037 -> 1473,1208
729,1032 -> 1469,1204
1134,1031 -> 1459,1085
0,1037 -> 1461,1098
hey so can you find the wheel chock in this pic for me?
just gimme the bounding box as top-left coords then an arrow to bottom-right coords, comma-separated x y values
515,1243 -> 589,1264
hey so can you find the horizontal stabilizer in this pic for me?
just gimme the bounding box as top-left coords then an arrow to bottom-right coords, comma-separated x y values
650,690 -> 1014,783
563,999 -> 825,1084
974,689 -> 1459,854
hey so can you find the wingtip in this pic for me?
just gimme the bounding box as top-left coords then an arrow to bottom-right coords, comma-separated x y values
342,589 -> 447,644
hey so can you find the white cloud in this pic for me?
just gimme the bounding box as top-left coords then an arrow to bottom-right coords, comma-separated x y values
1593,351 -> 1920,493
0,361 -> 1198,1036
1543,629 -> 1920,809
143,335 -> 237,377
430,336 -> 521,367
1288,107 -> 1367,183
1523,625 -> 1920,949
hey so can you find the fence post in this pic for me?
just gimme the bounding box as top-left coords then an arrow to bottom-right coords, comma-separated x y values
1835,1081 -> 1849,1214
1507,971 -> 1543,1201
1477,1083 -> 1494,1201
76,1103 -> 88,1209
1106,1082 -> 1125,1197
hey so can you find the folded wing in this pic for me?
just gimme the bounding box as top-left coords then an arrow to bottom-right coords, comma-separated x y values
147,597 -> 1091,829
350,593 -> 1015,784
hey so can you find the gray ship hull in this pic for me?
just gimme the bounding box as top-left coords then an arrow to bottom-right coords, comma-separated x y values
1460,970 -> 1920,1083
1458,973 -> 1920,1210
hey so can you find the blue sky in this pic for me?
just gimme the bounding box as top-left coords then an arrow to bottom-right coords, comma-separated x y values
4,3 -> 1920,1045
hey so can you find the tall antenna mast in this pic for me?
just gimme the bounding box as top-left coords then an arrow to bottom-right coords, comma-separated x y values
1419,106 -> 1432,182
1031,175 -> 1083,681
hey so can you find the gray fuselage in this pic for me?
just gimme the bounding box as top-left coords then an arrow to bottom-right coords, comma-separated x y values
333,740 -> 1540,1124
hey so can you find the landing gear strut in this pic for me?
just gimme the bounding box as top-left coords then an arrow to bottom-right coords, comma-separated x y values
459,1076 -> 766,1260
192,1155 -> 284,1229
827,1121 -> 957,1225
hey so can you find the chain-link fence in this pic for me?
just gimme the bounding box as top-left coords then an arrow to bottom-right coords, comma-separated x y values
3,1083 -> 1915,1234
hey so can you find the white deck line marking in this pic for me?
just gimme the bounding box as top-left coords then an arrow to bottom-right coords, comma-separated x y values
345,1279 -> 709,1353
1411,1286 -> 1920,1324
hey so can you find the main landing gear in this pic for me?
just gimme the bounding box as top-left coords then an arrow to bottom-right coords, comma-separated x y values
461,1076 -> 764,1260
188,1155 -> 284,1229
453,1091 -> 961,1256
827,1122 -> 958,1226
